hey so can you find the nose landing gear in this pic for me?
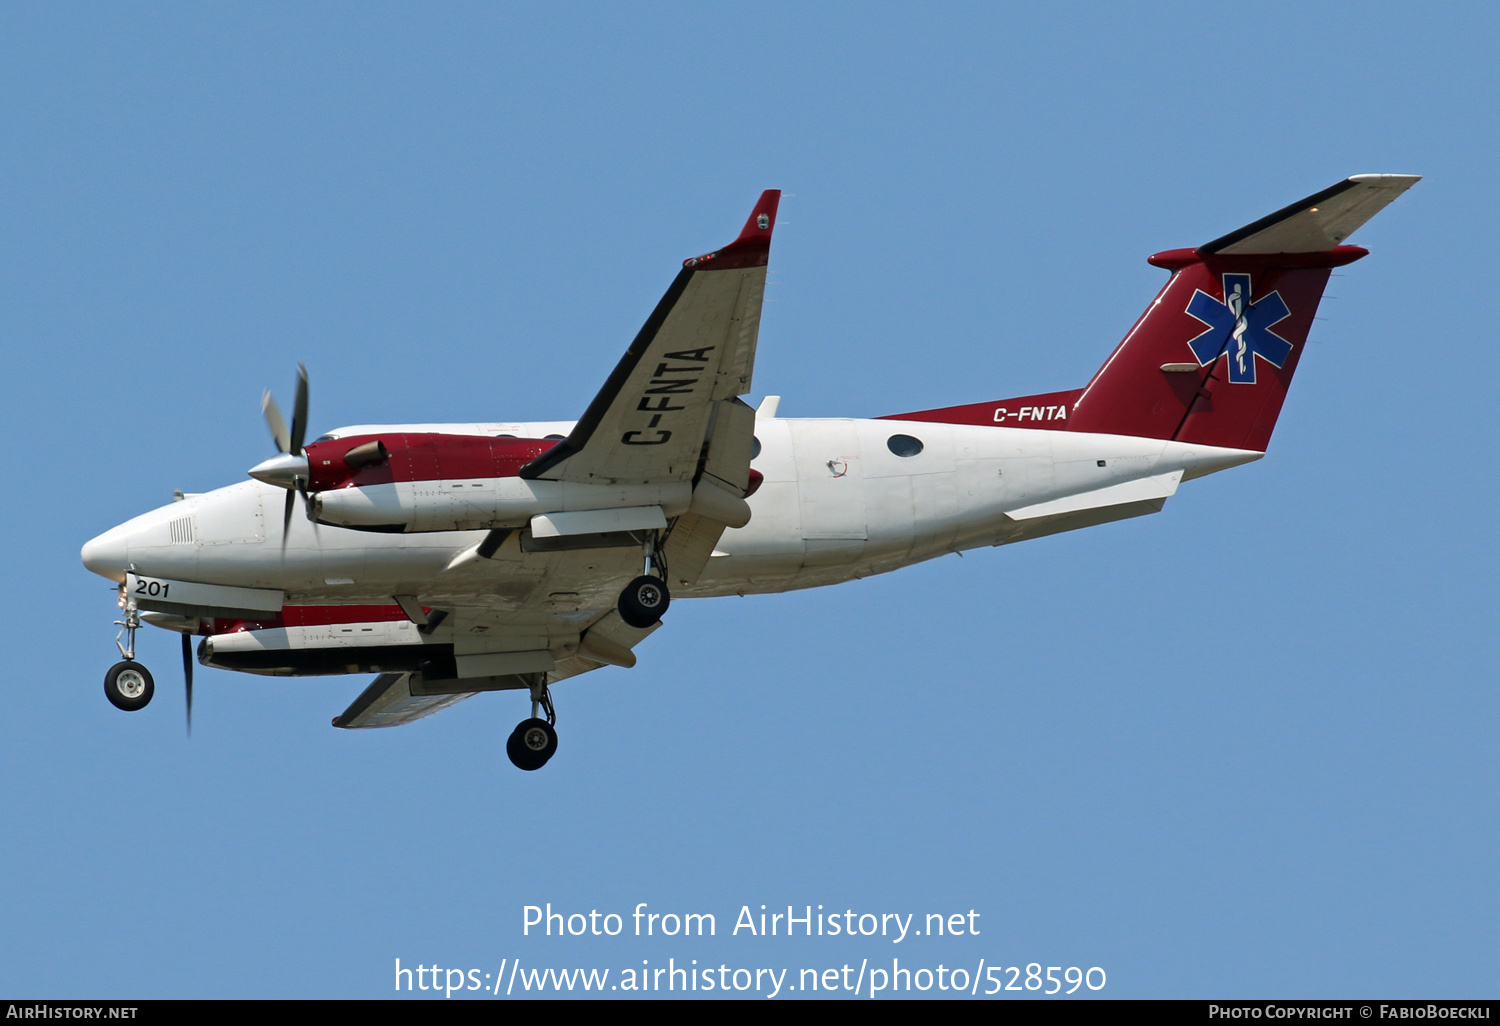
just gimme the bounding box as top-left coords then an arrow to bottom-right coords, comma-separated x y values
105,660 -> 154,711
105,591 -> 154,711
506,676 -> 559,771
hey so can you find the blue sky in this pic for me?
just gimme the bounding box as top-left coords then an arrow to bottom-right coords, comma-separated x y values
2,3 -> 1495,999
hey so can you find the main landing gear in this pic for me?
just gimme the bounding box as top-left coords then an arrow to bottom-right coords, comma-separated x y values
617,531 -> 670,630
507,676 -> 559,771
105,595 -> 155,711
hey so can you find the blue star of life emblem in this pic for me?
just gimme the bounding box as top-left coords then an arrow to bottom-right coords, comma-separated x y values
1185,273 -> 1293,384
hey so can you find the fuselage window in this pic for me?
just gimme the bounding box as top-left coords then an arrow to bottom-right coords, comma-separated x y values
751,436 -> 762,460
886,434 -> 924,457
544,434 -> 566,440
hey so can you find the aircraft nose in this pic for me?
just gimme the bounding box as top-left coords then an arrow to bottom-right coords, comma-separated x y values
81,526 -> 130,582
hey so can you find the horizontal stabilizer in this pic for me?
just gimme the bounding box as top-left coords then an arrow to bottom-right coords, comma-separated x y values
1005,470 -> 1182,521
1201,174 -> 1420,255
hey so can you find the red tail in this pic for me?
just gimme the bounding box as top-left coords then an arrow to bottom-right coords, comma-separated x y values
1067,248 -> 1360,451
1069,174 -> 1420,450
882,175 -> 1418,452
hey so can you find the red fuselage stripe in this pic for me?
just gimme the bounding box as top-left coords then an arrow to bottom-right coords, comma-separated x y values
210,603 -> 424,635
303,433 -> 561,491
879,389 -> 1083,429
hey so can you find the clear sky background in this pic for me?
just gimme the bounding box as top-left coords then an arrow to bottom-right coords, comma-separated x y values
2,3 -> 1495,1000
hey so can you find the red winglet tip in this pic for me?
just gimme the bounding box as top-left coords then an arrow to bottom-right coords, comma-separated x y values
734,189 -> 782,243
683,190 -> 781,270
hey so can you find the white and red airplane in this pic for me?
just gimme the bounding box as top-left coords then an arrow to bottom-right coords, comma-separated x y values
81,175 -> 1417,769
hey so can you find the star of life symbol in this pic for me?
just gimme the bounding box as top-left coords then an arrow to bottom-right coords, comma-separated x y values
1184,273 -> 1293,384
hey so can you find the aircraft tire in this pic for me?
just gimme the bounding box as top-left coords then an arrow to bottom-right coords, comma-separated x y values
104,660 -> 155,712
507,718 -> 557,771
618,576 -> 670,629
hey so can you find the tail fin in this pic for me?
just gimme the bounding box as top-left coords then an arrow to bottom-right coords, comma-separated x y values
1066,174 -> 1418,451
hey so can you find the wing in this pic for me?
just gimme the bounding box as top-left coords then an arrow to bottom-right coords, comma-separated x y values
332,611 -> 663,729
520,190 -> 780,487
335,197 -> 782,729
332,552 -> 671,730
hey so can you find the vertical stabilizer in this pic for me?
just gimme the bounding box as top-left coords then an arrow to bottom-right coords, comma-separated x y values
1066,174 -> 1418,451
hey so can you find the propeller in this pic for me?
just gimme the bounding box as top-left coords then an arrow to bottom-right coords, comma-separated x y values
182,631 -> 194,737
250,364 -> 313,547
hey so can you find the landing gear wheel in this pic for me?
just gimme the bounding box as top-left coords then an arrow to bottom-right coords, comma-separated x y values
104,660 -> 155,712
506,717 -> 558,771
618,575 -> 670,629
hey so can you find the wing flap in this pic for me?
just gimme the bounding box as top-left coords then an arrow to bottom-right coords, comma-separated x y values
662,511 -> 728,587
333,672 -> 477,729
531,505 -> 667,539
548,610 -> 664,683
698,396 -> 756,495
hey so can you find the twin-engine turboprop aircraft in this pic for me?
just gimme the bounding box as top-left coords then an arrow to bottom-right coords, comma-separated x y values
81,175 -> 1417,769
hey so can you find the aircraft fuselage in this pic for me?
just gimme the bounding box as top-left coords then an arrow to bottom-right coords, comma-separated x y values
84,414 -> 1257,605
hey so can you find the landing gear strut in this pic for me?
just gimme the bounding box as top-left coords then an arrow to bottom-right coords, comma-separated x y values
618,531 -> 670,629
105,588 -> 154,711
506,676 -> 558,771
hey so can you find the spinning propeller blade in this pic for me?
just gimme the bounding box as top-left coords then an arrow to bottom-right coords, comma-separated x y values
289,363 -> 309,457
181,631 -> 194,737
282,487 -> 297,548
257,365 -> 314,551
262,393 -> 290,454
261,364 -> 310,456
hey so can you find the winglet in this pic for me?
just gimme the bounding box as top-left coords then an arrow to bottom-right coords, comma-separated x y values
683,189 -> 781,270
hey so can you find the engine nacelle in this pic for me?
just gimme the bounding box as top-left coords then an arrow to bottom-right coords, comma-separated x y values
298,432 -> 699,533
201,619 -> 429,675
199,613 -> 573,679
312,477 -> 693,532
